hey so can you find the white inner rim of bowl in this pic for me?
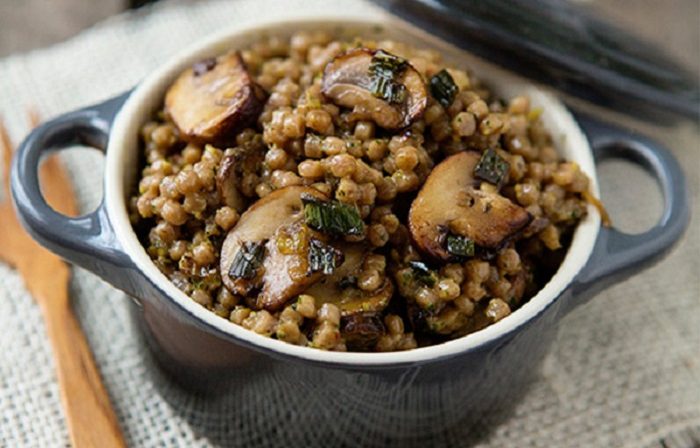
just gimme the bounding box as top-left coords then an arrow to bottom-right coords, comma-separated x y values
106,13 -> 601,365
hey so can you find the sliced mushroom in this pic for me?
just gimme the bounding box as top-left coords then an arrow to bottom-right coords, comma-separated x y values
341,313 -> 386,351
216,146 -> 263,212
409,151 -> 532,260
259,220 -> 342,311
321,48 -> 427,130
220,186 -> 331,311
305,244 -> 393,316
165,52 -> 266,145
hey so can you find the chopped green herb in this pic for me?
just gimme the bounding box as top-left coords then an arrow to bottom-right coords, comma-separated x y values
429,69 -> 458,108
308,239 -> 343,275
302,194 -> 365,236
474,148 -> 510,186
408,261 -> 438,287
368,50 -> 408,104
446,234 -> 475,258
228,241 -> 266,280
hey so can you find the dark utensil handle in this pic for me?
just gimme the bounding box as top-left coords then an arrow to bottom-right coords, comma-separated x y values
10,92 -> 140,294
571,112 -> 690,301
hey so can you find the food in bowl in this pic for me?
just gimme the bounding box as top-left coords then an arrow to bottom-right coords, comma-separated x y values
129,32 -> 597,352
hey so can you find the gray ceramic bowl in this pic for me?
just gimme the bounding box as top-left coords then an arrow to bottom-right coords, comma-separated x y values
11,15 -> 689,445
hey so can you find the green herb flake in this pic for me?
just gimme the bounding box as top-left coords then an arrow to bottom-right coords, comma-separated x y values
368,50 -> 408,104
446,234 -> 475,259
228,241 -> 266,280
302,194 -> 365,236
191,278 -> 204,290
429,69 -> 458,108
408,261 -> 438,287
474,148 -> 510,186
308,239 -> 343,275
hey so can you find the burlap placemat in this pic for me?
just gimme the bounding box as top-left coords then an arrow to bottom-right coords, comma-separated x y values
0,0 -> 698,446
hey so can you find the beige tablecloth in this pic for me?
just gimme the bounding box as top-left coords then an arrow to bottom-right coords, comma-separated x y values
0,1 -> 698,446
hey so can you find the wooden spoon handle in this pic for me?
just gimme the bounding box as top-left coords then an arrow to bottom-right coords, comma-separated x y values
40,294 -> 127,448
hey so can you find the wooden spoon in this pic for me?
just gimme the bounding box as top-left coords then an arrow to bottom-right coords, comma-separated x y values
0,113 -> 126,448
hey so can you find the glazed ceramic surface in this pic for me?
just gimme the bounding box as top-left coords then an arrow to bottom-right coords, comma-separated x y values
11,15 -> 688,445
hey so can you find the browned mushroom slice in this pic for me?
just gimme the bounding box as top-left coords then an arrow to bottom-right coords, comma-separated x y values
409,151 -> 532,260
341,313 -> 386,351
220,186 -> 331,311
216,149 -> 246,212
305,244 -> 393,316
216,146 -> 263,212
258,220 -> 342,311
321,48 -> 427,130
165,52 -> 266,145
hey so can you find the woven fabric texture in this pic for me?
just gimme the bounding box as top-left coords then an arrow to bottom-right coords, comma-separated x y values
0,0 -> 698,446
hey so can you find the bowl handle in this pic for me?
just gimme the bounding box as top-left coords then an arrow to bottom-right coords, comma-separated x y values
10,92 -> 144,297
569,111 -> 690,305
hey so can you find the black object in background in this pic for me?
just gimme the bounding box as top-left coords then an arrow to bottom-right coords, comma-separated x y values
374,0 -> 699,121
128,0 -> 160,9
